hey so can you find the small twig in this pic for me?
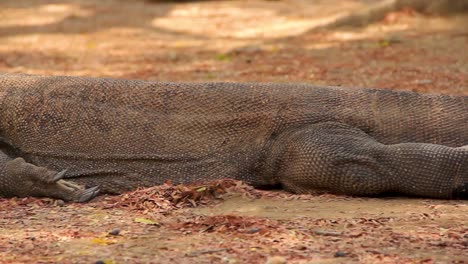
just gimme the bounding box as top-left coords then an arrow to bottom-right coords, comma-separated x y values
199,225 -> 215,233
313,229 -> 343,236
186,248 -> 229,257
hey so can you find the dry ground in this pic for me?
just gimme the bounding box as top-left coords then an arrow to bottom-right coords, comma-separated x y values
0,0 -> 467,263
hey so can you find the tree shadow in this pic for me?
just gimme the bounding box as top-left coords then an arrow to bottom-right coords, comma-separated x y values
0,0 -> 206,39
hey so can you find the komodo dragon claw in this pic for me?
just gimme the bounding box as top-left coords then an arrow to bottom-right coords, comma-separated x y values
50,169 -> 68,183
76,186 -> 100,203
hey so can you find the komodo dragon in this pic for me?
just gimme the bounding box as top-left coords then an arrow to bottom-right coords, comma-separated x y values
0,73 -> 466,202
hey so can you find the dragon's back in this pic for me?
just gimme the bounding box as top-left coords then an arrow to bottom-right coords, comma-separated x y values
0,74 -> 279,161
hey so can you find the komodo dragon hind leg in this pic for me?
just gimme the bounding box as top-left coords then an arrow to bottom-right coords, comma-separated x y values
0,154 -> 100,202
266,122 -> 467,199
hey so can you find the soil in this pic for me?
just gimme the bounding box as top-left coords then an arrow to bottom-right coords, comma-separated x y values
0,0 -> 467,263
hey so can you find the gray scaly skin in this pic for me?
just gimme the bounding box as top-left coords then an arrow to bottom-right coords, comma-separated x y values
0,73 -> 466,202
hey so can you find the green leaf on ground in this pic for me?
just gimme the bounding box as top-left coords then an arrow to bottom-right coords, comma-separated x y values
134,218 -> 160,226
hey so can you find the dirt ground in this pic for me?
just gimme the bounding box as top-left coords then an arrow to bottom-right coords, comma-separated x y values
0,0 -> 467,263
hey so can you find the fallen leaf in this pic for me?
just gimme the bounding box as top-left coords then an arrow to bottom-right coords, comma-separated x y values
134,218 -> 160,226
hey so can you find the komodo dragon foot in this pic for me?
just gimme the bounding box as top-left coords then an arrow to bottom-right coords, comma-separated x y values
0,157 -> 100,202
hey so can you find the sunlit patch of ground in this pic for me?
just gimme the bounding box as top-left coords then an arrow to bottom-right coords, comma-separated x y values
0,0 -> 467,263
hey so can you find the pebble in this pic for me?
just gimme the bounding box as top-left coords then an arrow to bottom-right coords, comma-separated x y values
245,227 -> 261,234
108,229 -> 120,236
334,251 -> 347,257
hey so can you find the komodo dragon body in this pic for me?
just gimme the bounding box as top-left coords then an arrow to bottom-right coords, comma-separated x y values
0,73 -> 466,202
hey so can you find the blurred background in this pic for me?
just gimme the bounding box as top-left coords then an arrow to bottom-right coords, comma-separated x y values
0,0 -> 467,94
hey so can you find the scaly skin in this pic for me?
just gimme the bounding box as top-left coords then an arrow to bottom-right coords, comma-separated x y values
0,73 -> 466,201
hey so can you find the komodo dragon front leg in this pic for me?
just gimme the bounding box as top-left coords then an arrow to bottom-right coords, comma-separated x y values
0,151 -> 100,202
264,122 -> 467,199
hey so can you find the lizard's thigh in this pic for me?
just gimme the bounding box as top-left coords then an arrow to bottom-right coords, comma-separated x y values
270,122 -> 393,196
